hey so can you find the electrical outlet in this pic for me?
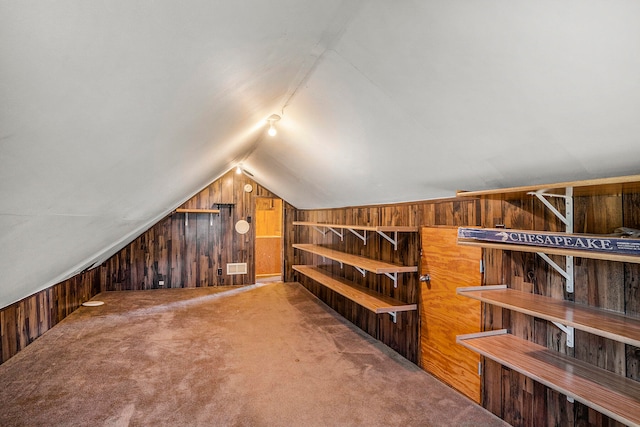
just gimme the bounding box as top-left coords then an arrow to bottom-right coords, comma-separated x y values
158,280 -> 165,287
217,268 -> 223,276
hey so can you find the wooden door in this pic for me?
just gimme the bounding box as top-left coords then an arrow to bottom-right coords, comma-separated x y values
255,198 -> 283,280
420,226 -> 483,403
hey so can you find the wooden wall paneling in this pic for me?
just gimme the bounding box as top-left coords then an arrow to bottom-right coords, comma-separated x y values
0,268 -> 100,365
170,215 -> 183,287
623,192 -> 640,384
196,213 -> 210,287
100,169 -> 279,291
1,305 -> 17,363
283,201 -> 296,282
293,204 -> 420,363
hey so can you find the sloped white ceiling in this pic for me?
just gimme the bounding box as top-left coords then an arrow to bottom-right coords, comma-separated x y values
1,0 -> 640,307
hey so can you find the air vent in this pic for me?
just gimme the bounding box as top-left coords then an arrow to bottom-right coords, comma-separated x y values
227,263 -> 247,275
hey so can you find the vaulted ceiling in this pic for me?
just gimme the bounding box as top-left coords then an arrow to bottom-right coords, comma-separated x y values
1,1 -> 639,307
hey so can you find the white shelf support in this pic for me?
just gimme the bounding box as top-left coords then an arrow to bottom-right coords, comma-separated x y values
536,252 -> 574,293
354,266 -> 366,277
327,227 -> 344,240
527,188 -> 573,231
384,272 -> 398,288
389,311 -> 397,323
311,226 -> 329,237
377,230 -> 399,250
321,256 -> 343,269
530,187 -> 574,293
185,212 -> 188,227
347,228 -> 367,245
551,321 -> 575,348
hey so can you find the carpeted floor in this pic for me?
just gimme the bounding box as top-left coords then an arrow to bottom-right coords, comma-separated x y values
0,282 -> 507,426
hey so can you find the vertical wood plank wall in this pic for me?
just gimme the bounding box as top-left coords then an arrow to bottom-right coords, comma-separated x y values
101,170 -> 287,290
479,191 -> 640,427
293,199 -> 480,364
0,268 -> 100,364
2,175 -> 639,427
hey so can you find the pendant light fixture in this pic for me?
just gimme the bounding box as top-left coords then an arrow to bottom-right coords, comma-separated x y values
267,114 -> 281,136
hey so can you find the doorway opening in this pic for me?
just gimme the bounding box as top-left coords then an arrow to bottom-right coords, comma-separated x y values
255,198 -> 283,283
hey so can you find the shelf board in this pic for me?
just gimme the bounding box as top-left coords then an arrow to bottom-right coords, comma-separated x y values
293,265 -> 417,314
293,221 -> 418,233
457,331 -> 640,427
457,286 -> 640,347
456,174 -> 640,199
457,238 -> 640,264
292,244 -> 417,274
175,208 -> 221,214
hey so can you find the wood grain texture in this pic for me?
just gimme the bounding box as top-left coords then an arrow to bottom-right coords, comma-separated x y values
458,332 -> 640,427
0,268 -> 100,364
420,226 -> 482,403
294,206 -> 421,362
457,174 -> 640,199
292,244 -> 418,274
101,170 -> 280,290
459,287 -> 640,347
293,265 -> 417,313
256,237 -> 282,276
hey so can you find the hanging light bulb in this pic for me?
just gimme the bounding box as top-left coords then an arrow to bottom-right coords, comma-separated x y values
266,114 -> 281,137
236,164 -> 242,174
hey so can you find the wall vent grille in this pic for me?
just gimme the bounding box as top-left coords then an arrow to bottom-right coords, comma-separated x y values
227,263 -> 247,275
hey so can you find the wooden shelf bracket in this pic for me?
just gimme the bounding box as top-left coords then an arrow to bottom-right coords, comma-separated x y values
528,187 -> 575,293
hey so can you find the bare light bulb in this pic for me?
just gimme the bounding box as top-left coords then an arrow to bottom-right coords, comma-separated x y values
236,165 -> 242,174
268,123 -> 277,136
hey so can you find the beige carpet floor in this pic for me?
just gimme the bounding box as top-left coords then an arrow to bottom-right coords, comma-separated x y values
0,282 -> 507,426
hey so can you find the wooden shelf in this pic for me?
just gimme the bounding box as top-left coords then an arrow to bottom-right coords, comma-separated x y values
457,331 -> 640,427
457,286 -> 640,348
292,244 -> 417,274
294,221 -> 418,250
457,238 -> 640,264
293,221 -> 418,233
293,265 -> 416,314
175,208 -> 221,214
456,174 -> 640,199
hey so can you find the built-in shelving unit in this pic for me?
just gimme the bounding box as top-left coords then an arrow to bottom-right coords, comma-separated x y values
175,208 -> 221,214
293,223 -> 417,322
292,265 -> 416,321
457,285 -> 640,348
457,331 -> 640,427
456,174 -> 640,199
293,221 -> 418,250
174,208 -> 221,227
455,174 -> 640,426
457,228 -> 640,265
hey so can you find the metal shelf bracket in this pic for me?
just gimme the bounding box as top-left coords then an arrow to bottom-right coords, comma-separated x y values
529,187 -> 574,293
347,228 -> 367,244
389,312 -> 397,323
311,225 -> 329,237
327,227 -> 344,240
354,266 -> 366,277
551,321 -> 575,348
377,230 -> 399,250
536,253 -> 574,293
384,272 -> 398,288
